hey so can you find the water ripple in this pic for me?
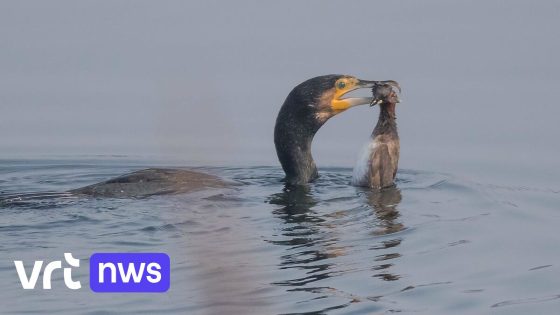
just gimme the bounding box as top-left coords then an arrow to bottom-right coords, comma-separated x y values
1,161 -> 560,315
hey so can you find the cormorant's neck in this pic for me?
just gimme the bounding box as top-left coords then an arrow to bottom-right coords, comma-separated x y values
274,107 -> 322,186
373,102 -> 398,138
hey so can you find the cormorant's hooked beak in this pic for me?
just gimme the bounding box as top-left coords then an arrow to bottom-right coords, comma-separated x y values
331,78 -> 401,112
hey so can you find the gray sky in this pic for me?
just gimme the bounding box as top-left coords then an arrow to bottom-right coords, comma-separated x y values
1,0 -> 559,186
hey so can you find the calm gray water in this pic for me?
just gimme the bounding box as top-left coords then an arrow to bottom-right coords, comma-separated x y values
1,158 -> 559,314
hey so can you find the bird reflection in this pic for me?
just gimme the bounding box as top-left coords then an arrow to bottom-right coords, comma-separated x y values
366,187 -> 404,236
267,185 -> 338,287
267,183 -> 406,307
365,187 -> 404,282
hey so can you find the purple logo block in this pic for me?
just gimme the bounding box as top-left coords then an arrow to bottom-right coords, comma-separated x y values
89,253 -> 170,293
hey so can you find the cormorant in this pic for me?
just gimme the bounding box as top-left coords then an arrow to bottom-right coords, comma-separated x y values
62,75 -> 394,198
274,75 -> 395,185
352,81 -> 401,189
70,168 -> 227,197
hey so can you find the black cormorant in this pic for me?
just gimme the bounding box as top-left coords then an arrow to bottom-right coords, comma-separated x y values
65,75 -> 394,197
352,81 -> 401,189
70,168 -> 227,197
274,75 -> 395,185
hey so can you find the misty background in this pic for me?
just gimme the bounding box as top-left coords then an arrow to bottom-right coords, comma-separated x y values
1,0 -> 559,187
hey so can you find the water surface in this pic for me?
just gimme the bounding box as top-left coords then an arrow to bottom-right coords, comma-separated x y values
1,159 -> 559,314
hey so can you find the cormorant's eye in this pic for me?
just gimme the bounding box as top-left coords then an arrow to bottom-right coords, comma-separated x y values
337,81 -> 346,89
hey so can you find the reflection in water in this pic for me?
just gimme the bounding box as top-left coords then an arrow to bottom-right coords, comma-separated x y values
268,185 -> 334,287
366,187 -> 404,283
5,164 -> 560,314
366,187 -> 404,236
267,184 -> 405,312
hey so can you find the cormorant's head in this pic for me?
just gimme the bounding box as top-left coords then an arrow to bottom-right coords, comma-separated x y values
290,74 -> 391,123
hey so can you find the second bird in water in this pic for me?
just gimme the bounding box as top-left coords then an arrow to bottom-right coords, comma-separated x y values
352,82 -> 401,189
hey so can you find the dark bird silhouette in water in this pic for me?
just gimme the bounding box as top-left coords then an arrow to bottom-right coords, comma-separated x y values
18,75 -> 396,199
70,168 -> 227,198
274,75 -> 397,186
